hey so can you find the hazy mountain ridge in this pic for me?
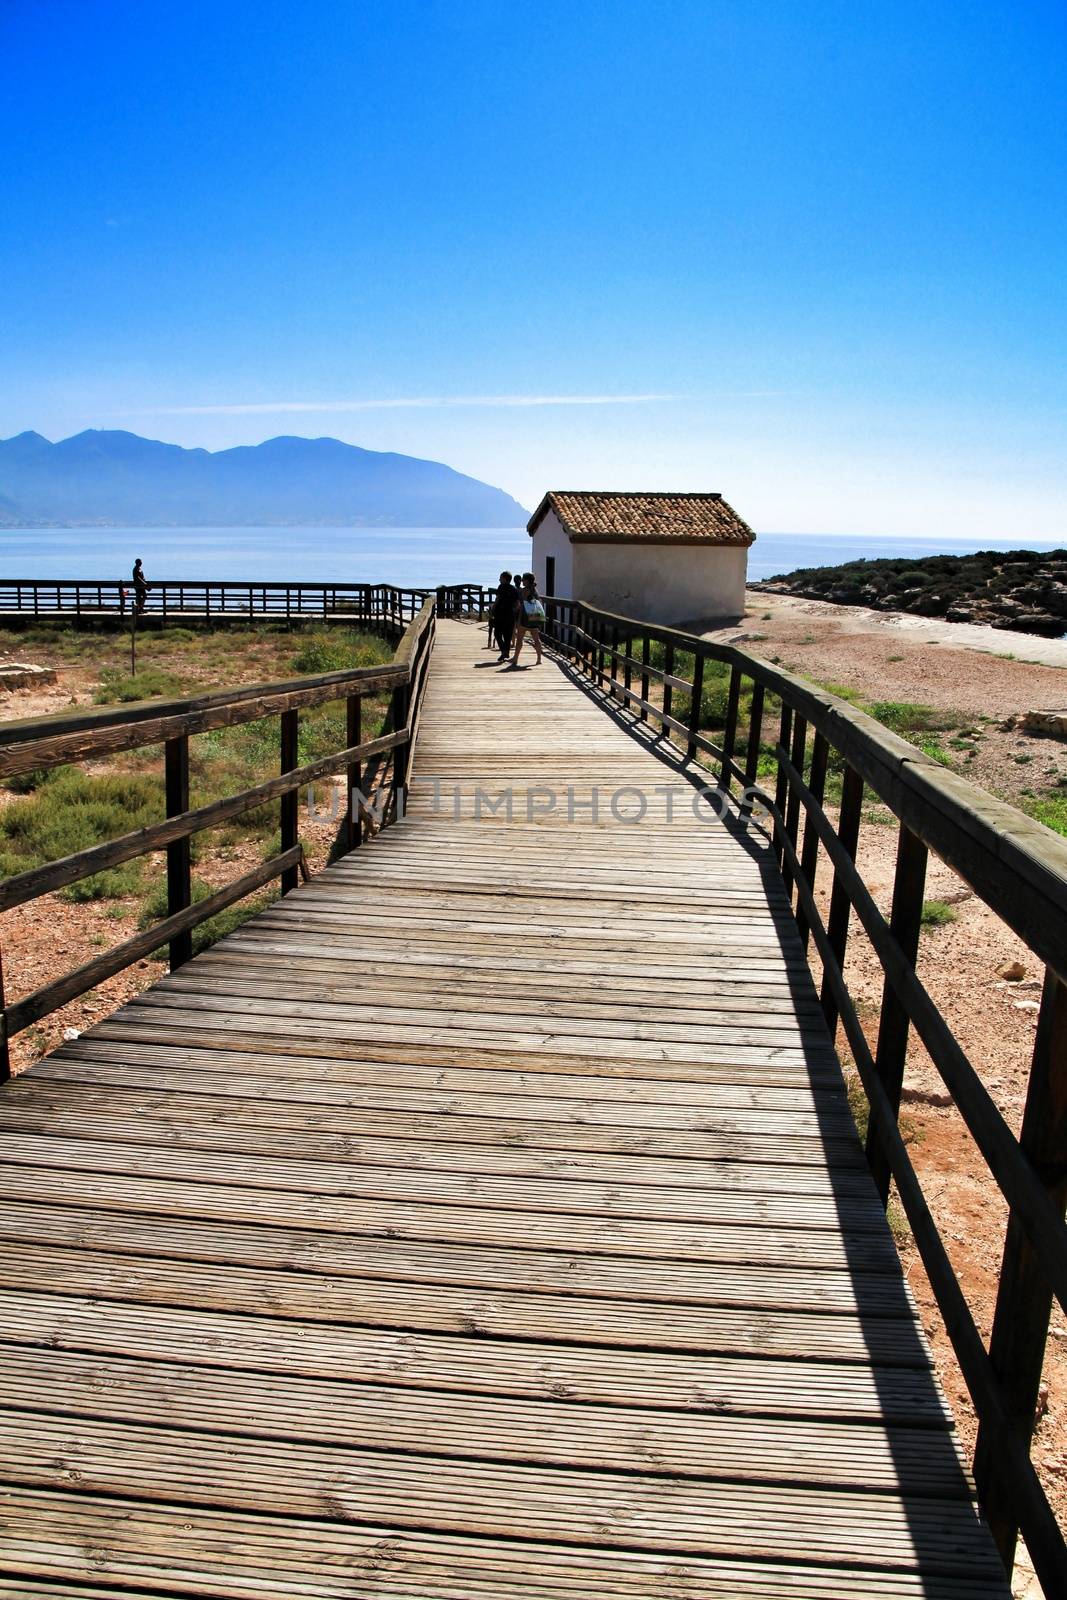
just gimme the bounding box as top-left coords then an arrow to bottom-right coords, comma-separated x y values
0,430 -> 529,528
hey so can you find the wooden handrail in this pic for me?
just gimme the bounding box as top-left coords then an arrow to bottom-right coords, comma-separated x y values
544,593 -> 1067,1593
0,598 -> 437,1063
0,663 -> 408,777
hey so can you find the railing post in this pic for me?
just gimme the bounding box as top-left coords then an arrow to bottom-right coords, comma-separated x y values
610,625 -> 620,686
280,709 -> 299,893
640,636 -> 651,720
0,944 -> 10,1082
794,730 -> 830,951
772,703 -> 792,866
662,643 -> 675,732
165,734 -> 193,970
623,629 -> 633,697
975,967 -> 1067,1577
720,664 -> 742,790
391,679 -> 411,820
345,693 -> 362,852
687,652 -> 704,760
865,823 -> 928,1202
781,714 -> 807,896
820,762 -> 864,1034
740,679 -> 765,818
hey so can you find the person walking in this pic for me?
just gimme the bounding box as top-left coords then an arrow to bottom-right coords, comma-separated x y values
132,558 -> 150,615
511,572 -> 545,666
492,570 -> 520,662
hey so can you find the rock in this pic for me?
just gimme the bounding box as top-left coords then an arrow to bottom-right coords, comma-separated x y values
1014,999 -> 1041,1012
993,610 -> 1064,637
900,1087 -> 953,1108
1021,708 -> 1067,740
0,662 -> 58,689
945,605 -> 974,622
998,961 -> 1027,981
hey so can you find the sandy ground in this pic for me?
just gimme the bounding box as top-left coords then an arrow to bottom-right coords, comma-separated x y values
737,589 -> 1067,670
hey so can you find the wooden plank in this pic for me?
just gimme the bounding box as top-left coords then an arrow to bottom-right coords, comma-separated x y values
0,1345 -> 967,1492
0,1132 -> 888,1231
0,1163 -> 900,1268
0,1409 -> 1002,1573
0,1199 -> 922,1320
0,1490 -> 1009,1600
0,1242 -> 923,1361
0,1290 -> 952,1422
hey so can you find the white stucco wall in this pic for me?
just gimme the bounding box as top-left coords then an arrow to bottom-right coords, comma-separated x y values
572,542 -> 749,627
529,511 -> 574,598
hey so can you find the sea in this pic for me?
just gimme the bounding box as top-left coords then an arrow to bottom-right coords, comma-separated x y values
0,526 -> 1062,587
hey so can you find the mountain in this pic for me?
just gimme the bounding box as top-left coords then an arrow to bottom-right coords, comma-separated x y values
0,430 -> 529,528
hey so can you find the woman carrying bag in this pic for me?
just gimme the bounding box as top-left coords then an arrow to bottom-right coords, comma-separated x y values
510,572 -> 545,667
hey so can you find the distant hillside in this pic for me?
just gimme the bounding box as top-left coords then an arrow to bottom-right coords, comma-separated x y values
757,547 -> 1067,637
0,430 -> 529,528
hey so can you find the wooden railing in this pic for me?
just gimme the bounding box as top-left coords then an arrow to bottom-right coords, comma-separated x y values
0,596 -> 436,1078
0,578 -> 491,624
544,595 -> 1067,1594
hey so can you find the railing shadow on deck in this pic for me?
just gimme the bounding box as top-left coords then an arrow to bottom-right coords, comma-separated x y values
0,588 -> 437,1079
539,595 -> 1067,1595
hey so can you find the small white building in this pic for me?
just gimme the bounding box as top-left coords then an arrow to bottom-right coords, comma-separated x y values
528,490 -> 755,627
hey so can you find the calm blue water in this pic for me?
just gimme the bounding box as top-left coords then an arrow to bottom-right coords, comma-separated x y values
0,526 -> 1061,586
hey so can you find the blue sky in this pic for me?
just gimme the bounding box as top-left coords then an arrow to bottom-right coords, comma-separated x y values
2,0 -> 1064,534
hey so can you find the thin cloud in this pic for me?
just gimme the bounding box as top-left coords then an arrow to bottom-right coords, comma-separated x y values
147,393 -> 680,416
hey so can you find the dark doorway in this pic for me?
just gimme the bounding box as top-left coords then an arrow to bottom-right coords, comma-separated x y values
545,556 -> 556,597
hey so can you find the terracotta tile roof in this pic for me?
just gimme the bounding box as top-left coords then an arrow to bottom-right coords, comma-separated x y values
528,490 -> 755,546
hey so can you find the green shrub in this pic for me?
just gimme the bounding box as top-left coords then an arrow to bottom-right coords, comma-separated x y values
917,739 -> 952,767
139,874 -> 277,958
93,666 -> 184,704
866,701 -> 958,735
0,768 -> 161,869
61,864 -> 144,902
3,765 -> 66,795
920,899 -> 959,928
1023,792 -> 1067,837
290,629 -> 392,675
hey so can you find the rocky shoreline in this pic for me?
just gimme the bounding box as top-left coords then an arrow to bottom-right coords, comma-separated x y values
756,545 -> 1067,637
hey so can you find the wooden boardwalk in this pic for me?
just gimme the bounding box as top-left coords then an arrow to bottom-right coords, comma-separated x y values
0,620 -> 1008,1597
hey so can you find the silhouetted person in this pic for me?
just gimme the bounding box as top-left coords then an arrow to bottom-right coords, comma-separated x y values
492,570 -> 521,662
132,558 -> 150,615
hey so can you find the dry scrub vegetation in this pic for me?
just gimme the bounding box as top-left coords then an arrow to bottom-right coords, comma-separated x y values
0,621 -> 394,1069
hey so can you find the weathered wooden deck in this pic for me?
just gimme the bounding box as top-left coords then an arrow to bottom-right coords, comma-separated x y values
0,620 -> 1008,1597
